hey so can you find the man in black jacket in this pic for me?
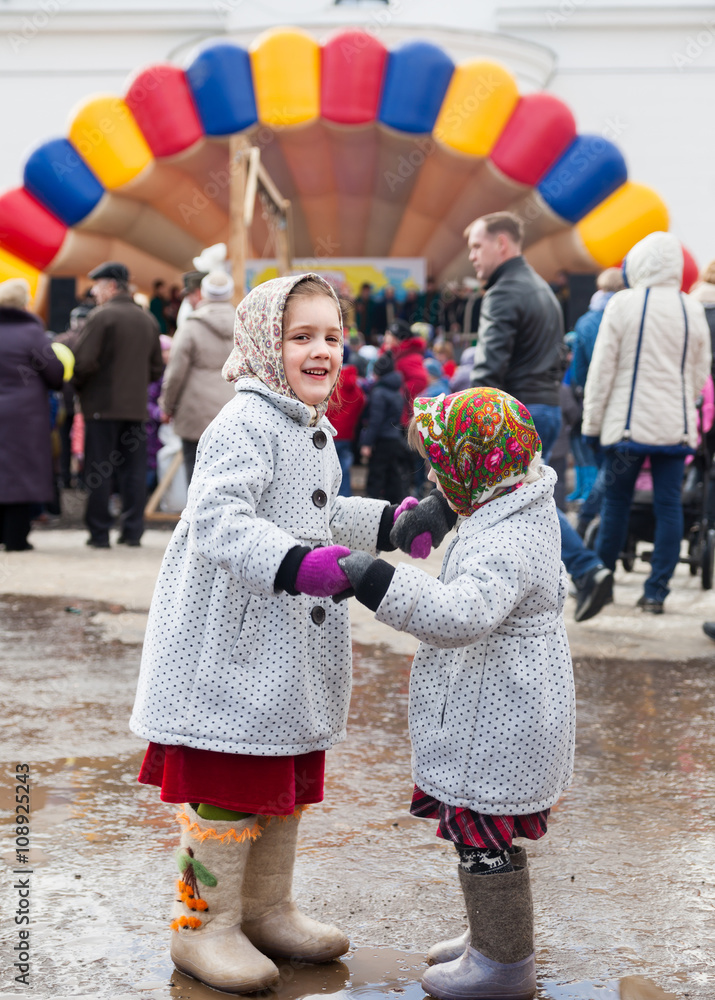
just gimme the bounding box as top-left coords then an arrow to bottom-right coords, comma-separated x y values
467,212 -> 613,622
73,261 -> 163,549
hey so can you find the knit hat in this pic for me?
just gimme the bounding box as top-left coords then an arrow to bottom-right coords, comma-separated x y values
388,319 -> 412,342
373,352 -> 395,377
201,270 -> 234,302
413,387 -> 542,515
222,273 -> 342,419
424,357 -> 443,378
0,277 -> 30,309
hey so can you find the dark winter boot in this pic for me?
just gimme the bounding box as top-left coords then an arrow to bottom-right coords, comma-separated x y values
421,864 -> 536,1000
426,846 -> 528,966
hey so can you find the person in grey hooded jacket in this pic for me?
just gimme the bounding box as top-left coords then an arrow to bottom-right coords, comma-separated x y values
583,231 -> 711,612
159,270 -> 237,482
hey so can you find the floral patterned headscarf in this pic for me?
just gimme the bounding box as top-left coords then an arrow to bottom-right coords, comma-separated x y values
222,273 -> 342,419
413,388 -> 542,516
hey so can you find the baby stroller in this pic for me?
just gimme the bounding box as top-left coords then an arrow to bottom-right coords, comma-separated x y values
584,400 -> 715,589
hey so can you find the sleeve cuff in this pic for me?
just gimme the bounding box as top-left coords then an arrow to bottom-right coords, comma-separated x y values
274,545 -> 311,595
376,504 -> 398,552
354,558 -> 395,612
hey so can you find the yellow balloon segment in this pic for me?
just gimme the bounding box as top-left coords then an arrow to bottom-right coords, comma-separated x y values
68,95 -> 153,189
250,28 -> 320,127
577,182 -> 670,267
0,246 -> 41,298
51,341 -> 75,381
434,61 -> 519,157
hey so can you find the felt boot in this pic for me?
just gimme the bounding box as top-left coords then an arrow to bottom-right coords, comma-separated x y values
421,864 -> 536,1000
426,846 -> 528,966
241,811 -> 350,963
170,805 -> 280,994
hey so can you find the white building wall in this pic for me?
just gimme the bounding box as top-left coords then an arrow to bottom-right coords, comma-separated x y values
0,0 -> 713,264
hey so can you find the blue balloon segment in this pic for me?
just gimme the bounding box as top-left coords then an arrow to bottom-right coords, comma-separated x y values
24,138 -> 103,226
186,43 -> 258,135
537,135 -> 628,223
378,41 -> 454,133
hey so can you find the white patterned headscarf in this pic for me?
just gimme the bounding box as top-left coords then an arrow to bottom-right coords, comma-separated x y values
222,273 -> 342,419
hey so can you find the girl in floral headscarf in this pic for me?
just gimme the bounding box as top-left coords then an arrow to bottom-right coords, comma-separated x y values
338,388 -> 575,1000
131,274 -> 404,993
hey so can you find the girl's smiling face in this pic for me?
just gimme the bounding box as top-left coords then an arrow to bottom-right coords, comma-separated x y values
282,294 -> 343,407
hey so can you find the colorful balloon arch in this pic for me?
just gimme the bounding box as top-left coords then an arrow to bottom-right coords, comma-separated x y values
0,26 -> 686,303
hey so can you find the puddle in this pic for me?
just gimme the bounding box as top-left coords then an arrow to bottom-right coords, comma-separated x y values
0,596 -> 713,997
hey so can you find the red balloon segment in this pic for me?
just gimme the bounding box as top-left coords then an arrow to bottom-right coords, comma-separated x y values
491,93 -> 576,187
0,187 -> 66,269
125,64 -> 204,158
682,245 -> 698,292
321,31 -> 388,124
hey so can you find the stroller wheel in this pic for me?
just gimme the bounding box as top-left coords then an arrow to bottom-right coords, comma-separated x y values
701,529 -> 715,590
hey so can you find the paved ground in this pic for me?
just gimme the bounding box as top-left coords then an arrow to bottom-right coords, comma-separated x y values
4,518 -> 715,662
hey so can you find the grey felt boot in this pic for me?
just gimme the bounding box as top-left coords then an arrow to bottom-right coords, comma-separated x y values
426,846 -> 528,967
421,863 -> 536,1000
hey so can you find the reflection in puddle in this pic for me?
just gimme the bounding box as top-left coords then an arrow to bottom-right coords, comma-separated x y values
0,597 -> 712,998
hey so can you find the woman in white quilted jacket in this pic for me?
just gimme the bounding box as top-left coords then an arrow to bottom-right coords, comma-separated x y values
582,231 -> 711,612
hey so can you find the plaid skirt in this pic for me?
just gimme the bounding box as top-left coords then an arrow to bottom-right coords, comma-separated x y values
410,786 -> 549,850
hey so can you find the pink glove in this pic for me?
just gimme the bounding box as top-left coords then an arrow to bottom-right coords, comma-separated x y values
393,496 -> 431,559
406,532 -> 432,559
393,496 -> 419,522
295,546 -> 352,597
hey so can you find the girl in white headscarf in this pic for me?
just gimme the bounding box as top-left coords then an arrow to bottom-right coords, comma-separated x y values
131,273 -> 420,993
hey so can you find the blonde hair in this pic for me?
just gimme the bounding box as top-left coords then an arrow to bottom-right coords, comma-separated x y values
0,278 -> 30,309
596,267 -> 624,293
407,415 -> 427,458
282,275 -> 341,334
698,259 -> 715,286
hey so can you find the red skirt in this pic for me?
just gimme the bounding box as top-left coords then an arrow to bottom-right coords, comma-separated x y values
410,786 -> 549,850
138,743 -> 325,815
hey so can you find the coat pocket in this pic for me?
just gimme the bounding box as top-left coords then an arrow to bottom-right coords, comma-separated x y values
229,594 -> 266,660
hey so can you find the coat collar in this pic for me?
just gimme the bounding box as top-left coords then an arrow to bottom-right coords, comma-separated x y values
484,255 -> 526,291
456,464 -> 556,535
233,377 -> 337,433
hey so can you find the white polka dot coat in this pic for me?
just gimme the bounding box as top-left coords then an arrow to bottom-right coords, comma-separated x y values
130,379 -> 388,756
375,466 -> 575,815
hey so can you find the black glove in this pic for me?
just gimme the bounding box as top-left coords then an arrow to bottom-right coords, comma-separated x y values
389,490 -> 457,558
333,551 -> 395,611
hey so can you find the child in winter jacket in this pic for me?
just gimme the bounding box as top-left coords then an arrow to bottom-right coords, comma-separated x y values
327,363 -> 365,497
130,274 -> 402,993
338,387 -> 575,1000
361,351 -> 412,502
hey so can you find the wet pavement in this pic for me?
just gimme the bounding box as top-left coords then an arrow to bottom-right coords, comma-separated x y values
1,595 -> 714,1000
